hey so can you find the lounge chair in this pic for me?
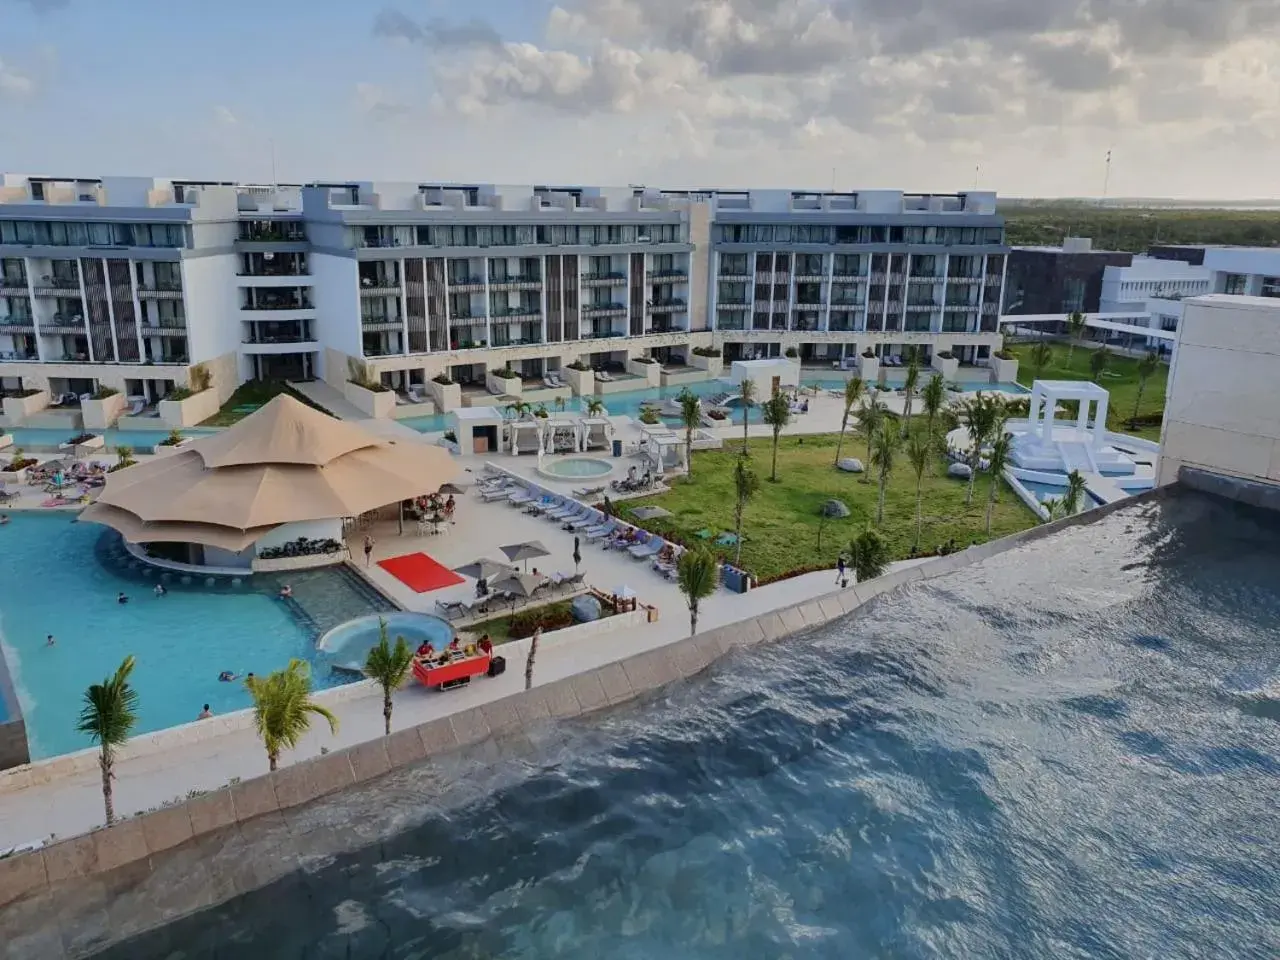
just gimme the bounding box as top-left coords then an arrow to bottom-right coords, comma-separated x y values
583,520 -> 616,540
127,396 -> 146,416
629,538 -> 665,560
568,511 -> 604,531
507,489 -> 535,506
524,495 -> 558,514
480,484 -> 517,503
573,485 -> 606,498
546,503 -> 583,522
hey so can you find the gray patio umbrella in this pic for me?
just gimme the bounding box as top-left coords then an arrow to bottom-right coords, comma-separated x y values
631,505 -> 672,521
820,499 -> 851,518
453,558 -> 515,581
501,540 -> 551,572
490,570 -> 544,613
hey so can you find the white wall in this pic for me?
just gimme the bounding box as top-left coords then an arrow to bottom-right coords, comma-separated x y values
310,253 -> 362,377
1158,295 -> 1280,487
181,254 -> 241,365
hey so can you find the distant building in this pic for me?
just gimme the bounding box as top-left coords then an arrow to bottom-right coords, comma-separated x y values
1147,245 -> 1208,266
1098,257 -> 1212,354
1003,238 -> 1132,319
1203,247 -> 1280,299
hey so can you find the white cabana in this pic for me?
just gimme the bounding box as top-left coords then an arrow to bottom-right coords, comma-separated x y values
448,406 -> 505,456
543,419 -> 580,454
637,426 -> 686,475
729,358 -> 800,397
508,418 -> 543,456
578,416 -> 612,451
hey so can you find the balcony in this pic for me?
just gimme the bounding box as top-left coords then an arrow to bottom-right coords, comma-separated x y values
361,315 -> 404,332
584,326 -> 626,340
645,269 -> 688,283
583,302 -> 628,318
238,225 -> 307,243
906,301 -> 939,311
718,271 -> 751,282
582,272 -> 627,287
449,313 -> 487,325
0,280 -> 28,296
751,317 -> 772,332
241,295 -> 312,312
832,273 -> 866,282
791,319 -> 820,332
490,306 -> 542,321
448,276 -> 486,293
648,298 -> 687,314
242,332 -> 315,345
908,274 -> 941,283
828,321 -> 859,333
363,344 -> 402,358
140,322 -> 188,337
37,314 -> 86,335
942,319 -> 975,334
488,275 -> 542,291
889,274 -> 906,284
359,281 -> 402,297
947,274 -> 983,283
32,278 -> 80,297
717,300 -> 749,309
716,316 -> 747,331
795,273 -> 825,283
831,298 -> 865,308
0,350 -> 38,361
137,282 -> 184,300
870,272 -> 887,283
0,316 -> 36,332
793,301 -> 825,312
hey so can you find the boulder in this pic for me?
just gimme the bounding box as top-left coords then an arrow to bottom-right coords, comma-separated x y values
571,594 -> 603,623
837,458 -> 864,474
948,462 -> 973,479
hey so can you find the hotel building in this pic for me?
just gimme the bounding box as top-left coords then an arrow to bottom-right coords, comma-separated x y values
0,175 -> 1010,419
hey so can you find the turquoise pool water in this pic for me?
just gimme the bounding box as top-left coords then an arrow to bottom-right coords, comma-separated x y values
804,376 -> 1030,394
398,414 -> 450,434
0,513 -> 395,759
540,457 -> 615,479
4,426 -> 217,452
318,612 -> 455,674
1018,478 -> 1106,507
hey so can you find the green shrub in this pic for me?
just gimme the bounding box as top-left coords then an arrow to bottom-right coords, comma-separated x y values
507,605 -> 575,640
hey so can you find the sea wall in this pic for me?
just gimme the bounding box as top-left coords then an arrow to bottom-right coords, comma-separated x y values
0,485 -> 1178,951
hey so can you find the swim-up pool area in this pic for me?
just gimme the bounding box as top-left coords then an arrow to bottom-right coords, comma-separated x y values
4,426 -> 217,452
0,513 -> 396,759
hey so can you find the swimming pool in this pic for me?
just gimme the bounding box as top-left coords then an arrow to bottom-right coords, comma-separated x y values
0,513 -> 396,758
318,612 -> 455,674
538,456 -> 615,480
93,493 -> 1280,957
4,426 -> 217,453
804,376 -> 1030,394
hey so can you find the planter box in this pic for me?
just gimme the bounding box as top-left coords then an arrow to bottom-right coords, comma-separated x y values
486,372 -> 523,398
80,393 -> 127,431
428,379 -> 462,412
990,356 -> 1019,383
626,358 -> 662,387
689,353 -> 724,377
2,391 -> 50,423
660,368 -> 710,388
563,367 -> 597,397
158,389 -> 220,428
151,437 -> 195,458
59,435 -> 105,455
343,381 -> 396,419
856,355 -> 879,384
0,466 -> 29,485
932,356 -> 960,380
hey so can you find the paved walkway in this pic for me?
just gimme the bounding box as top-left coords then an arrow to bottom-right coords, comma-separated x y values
287,380 -> 368,421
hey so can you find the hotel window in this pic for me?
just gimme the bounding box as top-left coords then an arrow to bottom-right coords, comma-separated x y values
1223,273 -> 1248,295
1260,276 -> 1280,298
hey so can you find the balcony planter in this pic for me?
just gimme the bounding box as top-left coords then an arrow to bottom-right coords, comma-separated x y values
428,377 -> 462,412
689,352 -> 724,377
626,357 -> 662,387
59,433 -> 105,456
343,381 -> 396,419
151,434 -> 196,458
158,389 -> 220,428
2,390 -> 50,423
562,365 -> 597,397
931,353 -> 960,380
486,370 -> 523,398
80,392 -> 127,431
856,353 -> 879,384
989,356 -> 1019,384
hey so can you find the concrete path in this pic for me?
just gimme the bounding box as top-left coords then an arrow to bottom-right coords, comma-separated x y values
287,380 -> 368,421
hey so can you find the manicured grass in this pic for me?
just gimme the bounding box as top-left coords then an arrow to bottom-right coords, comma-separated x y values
1008,341 -> 1169,440
200,380 -> 327,427
464,599 -> 590,645
623,431 -> 1039,583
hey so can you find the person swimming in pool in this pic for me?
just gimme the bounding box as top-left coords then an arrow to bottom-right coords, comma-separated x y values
117,592 -> 129,604
218,671 -> 238,682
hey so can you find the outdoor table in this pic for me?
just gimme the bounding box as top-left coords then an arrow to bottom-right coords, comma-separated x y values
412,651 -> 492,690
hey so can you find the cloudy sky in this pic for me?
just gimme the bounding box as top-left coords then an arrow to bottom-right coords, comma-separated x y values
2,0 -> 1278,198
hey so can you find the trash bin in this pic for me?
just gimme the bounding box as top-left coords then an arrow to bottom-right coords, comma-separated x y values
612,439 -> 623,457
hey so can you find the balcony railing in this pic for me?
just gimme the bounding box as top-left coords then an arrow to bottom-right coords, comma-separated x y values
793,301 -> 825,311
488,274 -> 541,289
0,351 -> 38,361
794,273 -> 825,282
32,278 -> 80,297
361,316 -> 404,330
241,265 -> 310,278
646,270 -> 688,282
490,306 -> 541,320
359,283 -> 401,296
718,271 -> 751,281
717,300 -> 749,309
243,333 -> 315,345
239,227 -> 307,242
716,318 -> 747,331
448,276 -> 486,291
648,298 -> 687,313
241,299 -> 313,311
582,272 -> 627,286
0,280 -> 28,294
583,303 -> 628,317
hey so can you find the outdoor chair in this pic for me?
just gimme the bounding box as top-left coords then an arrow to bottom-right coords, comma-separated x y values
629,538 -> 665,560
547,503 -> 583,522
583,521 -> 617,541
507,489 -> 535,506
568,511 -> 604,531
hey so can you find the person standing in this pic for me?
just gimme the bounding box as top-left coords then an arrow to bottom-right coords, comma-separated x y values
363,534 -> 375,567
836,556 -> 846,585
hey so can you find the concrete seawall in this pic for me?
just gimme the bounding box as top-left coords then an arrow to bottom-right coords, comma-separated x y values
0,484 -> 1187,953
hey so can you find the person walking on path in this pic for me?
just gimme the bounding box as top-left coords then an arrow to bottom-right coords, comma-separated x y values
836,556 -> 846,585
363,535 -> 375,567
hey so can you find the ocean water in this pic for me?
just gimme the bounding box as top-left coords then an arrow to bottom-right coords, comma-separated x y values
92,493 -> 1280,959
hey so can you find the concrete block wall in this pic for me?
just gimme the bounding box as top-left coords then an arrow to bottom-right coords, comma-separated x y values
0,484 -> 1179,936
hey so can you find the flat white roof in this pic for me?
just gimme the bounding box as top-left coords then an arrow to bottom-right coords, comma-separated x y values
452,406 -> 504,421
1033,380 -> 1110,399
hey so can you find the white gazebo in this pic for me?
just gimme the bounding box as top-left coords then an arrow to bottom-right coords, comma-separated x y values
1009,379 -> 1135,476
542,419 -> 580,455
1027,380 -> 1110,451
578,416 -> 611,451
637,426 -> 686,475
508,418 -> 543,456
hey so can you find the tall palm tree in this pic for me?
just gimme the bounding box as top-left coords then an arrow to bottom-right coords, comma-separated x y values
1063,470 -> 1088,516
855,398 -> 886,483
833,376 -> 864,466
984,432 -> 1013,534
904,432 -> 933,551
920,374 -> 946,441
1066,310 -> 1087,368
738,377 -> 756,453
847,528 -> 890,583
1132,350 -> 1161,423
365,619 -> 414,736
732,453 -> 759,565
869,425 -> 899,525
553,395 -> 566,414
1089,345 -> 1111,383
677,547 -> 719,636
1030,340 -> 1054,380
585,398 -> 606,417
761,392 -> 791,482
76,655 -> 139,826
677,387 -> 701,481
959,394 -> 1001,506
246,660 -> 339,772
900,348 -> 920,436
1042,497 -> 1066,521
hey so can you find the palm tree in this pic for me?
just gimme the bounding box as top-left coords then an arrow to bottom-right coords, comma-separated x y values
959,394 -> 1001,507
855,398 -> 886,483
920,374 -> 946,441
900,348 -> 920,436
984,432 -> 1013,534
76,655 -> 139,826
847,528 -> 890,583
365,619 -> 414,736
505,399 -> 532,420
677,548 -> 719,636
114,444 -> 136,469
553,395 -> 566,414
677,388 -> 701,481
869,425 -> 899,525
1066,311 -> 1087,368
738,377 -> 756,453
761,392 -> 791,482
832,376 -> 864,467
1030,340 -> 1054,380
1042,496 -> 1066,521
585,398 -> 606,417
904,432 -> 933,552
1089,345 -> 1111,383
246,660 -> 339,772
1063,470 -> 1088,516
732,454 -> 759,565
1132,350 -> 1161,423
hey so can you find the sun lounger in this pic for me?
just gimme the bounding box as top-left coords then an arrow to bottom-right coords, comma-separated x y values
583,520 -> 616,540
507,490 -> 535,506
568,511 -> 604,531
573,485 -> 606,498
480,484 -> 517,502
628,538 -> 664,559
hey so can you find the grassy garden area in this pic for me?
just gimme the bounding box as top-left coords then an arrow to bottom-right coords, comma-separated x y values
1007,340 -> 1169,440
623,430 -> 1038,584
463,598 -> 616,645
200,380 -> 327,427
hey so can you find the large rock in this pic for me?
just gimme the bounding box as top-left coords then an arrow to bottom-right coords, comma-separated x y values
572,594 -> 603,623
837,458 -> 864,474
948,462 -> 973,479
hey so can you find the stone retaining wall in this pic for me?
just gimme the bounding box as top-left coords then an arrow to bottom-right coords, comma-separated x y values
0,484 -> 1176,919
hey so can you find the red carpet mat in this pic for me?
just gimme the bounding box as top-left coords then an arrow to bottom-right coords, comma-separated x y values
377,552 -> 465,593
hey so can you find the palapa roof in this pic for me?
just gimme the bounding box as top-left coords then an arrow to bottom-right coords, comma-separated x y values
79,394 -> 458,548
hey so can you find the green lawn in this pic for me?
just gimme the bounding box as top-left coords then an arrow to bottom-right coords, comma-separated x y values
1008,341 -> 1169,440
623,431 -> 1039,583
200,380 -> 328,427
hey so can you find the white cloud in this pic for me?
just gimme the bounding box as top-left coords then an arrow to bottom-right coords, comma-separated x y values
0,58 -> 35,98
354,82 -> 409,119
213,105 -> 239,126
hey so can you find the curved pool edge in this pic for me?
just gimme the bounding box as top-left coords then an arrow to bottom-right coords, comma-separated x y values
536,456 -> 617,482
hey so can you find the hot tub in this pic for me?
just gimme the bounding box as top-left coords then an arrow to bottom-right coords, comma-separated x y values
538,457 -> 616,481
317,612 -> 455,675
